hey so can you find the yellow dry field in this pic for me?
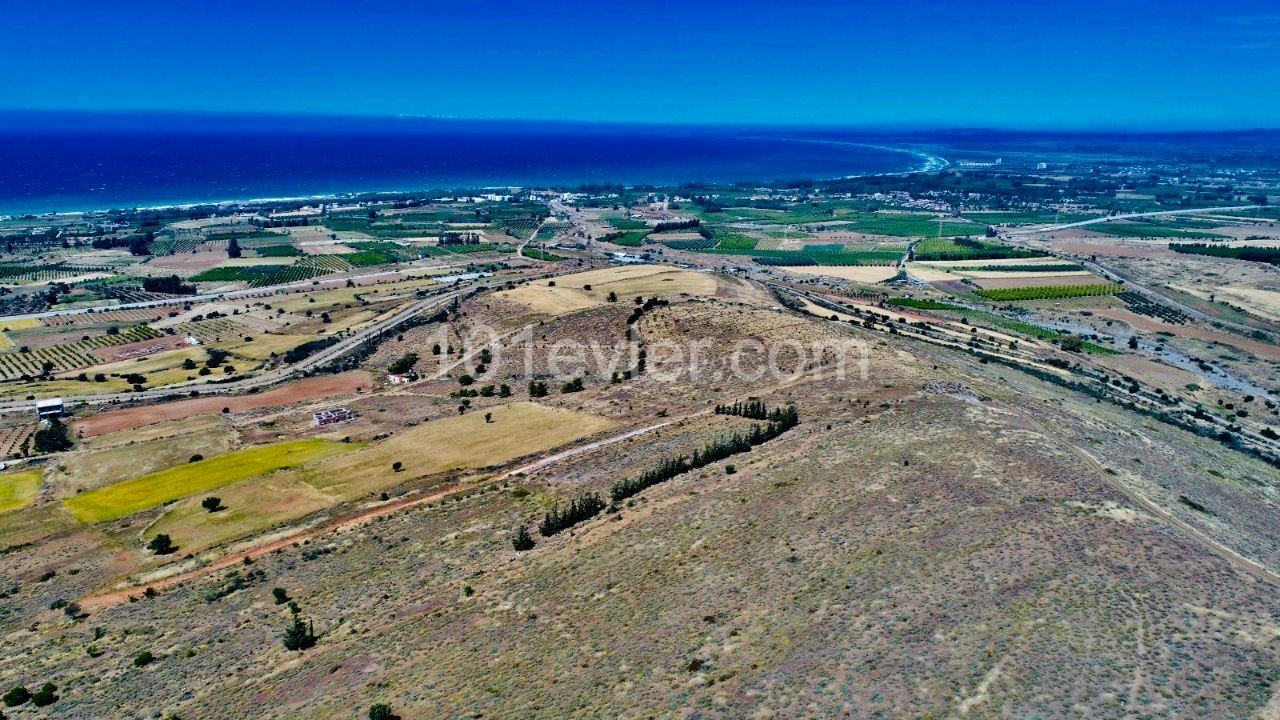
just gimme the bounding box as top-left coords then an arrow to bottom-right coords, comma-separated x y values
0,378 -> 132,402
276,277 -> 442,313
905,263 -> 962,282
145,471 -> 335,553
1195,286 -> 1280,322
305,402 -> 616,500
783,265 -> 900,283
0,470 -> 42,515
54,424 -> 235,496
63,439 -> 359,523
280,308 -> 381,336
214,333 -> 320,360
71,347 -> 208,379
0,318 -> 41,332
796,298 -> 857,322
0,334 -> 13,350
496,265 -> 719,316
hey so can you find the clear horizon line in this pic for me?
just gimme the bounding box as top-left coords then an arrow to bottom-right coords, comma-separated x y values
0,106 -> 1278,135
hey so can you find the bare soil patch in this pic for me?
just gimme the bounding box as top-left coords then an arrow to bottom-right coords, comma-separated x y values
74,371 -> 373,436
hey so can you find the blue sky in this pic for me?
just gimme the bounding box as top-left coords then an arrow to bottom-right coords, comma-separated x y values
4,0 -> 1279,129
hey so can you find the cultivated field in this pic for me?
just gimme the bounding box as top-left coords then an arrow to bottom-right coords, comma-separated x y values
63,438 -> 358,523
308,402 -> 616,500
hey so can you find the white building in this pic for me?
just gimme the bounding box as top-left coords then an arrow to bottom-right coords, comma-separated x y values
35,398 -> 64,422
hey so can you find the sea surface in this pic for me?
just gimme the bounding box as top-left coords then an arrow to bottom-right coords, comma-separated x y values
0,114 -> 940,215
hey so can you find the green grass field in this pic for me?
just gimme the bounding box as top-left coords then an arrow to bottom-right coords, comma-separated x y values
1085,221 -> 1227,239
0,470 -> 42,515
63,439 -> 359,523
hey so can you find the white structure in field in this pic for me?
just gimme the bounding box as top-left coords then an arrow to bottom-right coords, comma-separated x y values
35,398 -> 64,421
313,407 -> 355,427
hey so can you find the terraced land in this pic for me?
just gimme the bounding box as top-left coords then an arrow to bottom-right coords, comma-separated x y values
0,325 -> 162,379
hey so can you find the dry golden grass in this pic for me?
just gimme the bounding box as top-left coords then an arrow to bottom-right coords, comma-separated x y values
145,471 -> 334,553
64,439 -> 358,523
0,469 -> 42,515
305,402 -> 616,500
213,333 -> 320,361
0,378 -> 132,402
783,265 -> 900,283
78,414 -> 224,448
63,347 -> 207,380
276,277 -> 441,313
0,318 -> 41,332
796,297 -> 857,322
55,424 -> 235,497
495,265 -> 720,316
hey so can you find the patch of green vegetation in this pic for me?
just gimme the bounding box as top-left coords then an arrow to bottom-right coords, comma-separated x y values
1086,221 -> 1227,239
914,237 -> 1044,262
973,284 -> 1124,301
714,231 -> 758,251
253,245 -> 304,257
523,248 -> 568,261
63,439 -> 360,523
600,230 -> 649,247
886,297 -> 1118,354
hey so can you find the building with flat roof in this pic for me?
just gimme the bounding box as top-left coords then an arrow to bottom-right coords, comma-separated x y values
35,398 -> 64,421
313,407 -> 355,427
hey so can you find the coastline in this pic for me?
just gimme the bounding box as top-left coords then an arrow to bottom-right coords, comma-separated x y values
0,140 -> 946,220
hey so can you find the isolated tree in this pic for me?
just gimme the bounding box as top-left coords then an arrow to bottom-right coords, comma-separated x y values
30,683 -> 56,708
147,534 -> 175,555
133,650 -> 154,667
226,237 -> 242,258
272,587 -> 289,605
3,685 -> 31,707
282,606 -> 317,651
369,703 -> 397,720
1128,335 -> 1139,350
512,527 -> 535,552
201,496 -> 222,513
32,418 -> 73,454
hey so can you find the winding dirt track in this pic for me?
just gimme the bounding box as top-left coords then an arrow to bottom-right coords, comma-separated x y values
78,420 -> 672,612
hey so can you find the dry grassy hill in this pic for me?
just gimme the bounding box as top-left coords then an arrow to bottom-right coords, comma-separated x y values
1,268 -> 1278,719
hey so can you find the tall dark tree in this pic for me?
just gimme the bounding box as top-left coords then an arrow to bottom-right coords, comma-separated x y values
282,606 -> 317,651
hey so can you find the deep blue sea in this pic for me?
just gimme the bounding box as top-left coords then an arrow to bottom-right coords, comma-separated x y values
0,115 -> 938,215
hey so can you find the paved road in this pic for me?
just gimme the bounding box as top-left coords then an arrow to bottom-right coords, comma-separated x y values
1008,205 -> 1266,236
0,265 -> 574,415
0,261 -> 465,322
0,287 -> 468,414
